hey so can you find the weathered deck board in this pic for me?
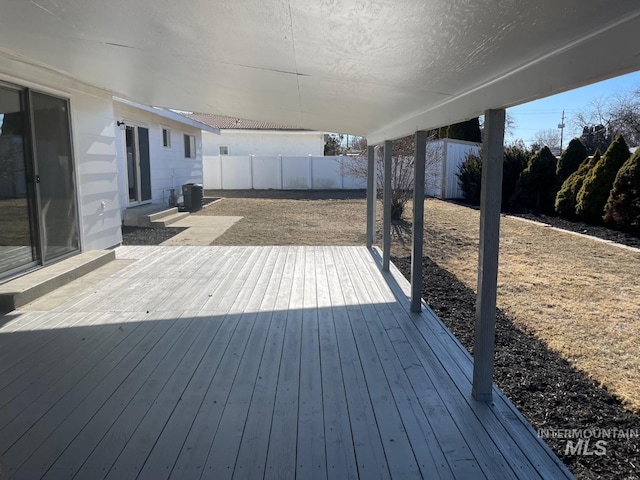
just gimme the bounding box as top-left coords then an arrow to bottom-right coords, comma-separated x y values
0,246 -> 573,479
314,248 -> 358,479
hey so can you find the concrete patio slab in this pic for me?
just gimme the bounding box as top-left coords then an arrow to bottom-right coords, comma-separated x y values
160,216 -> 243,246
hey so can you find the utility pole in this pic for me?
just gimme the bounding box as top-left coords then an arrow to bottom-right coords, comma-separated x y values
558,110 -> 565,152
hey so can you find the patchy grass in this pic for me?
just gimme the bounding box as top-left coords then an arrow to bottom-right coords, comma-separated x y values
198,190 -> 369,246
202,190 -> 640,413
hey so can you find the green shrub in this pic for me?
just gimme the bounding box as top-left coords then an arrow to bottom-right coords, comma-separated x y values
502,143 -> 529,209
510,146 -> 558,212
457,150 -> 483,204
555,150 -> 600,217
603,149 -> 640,233
556,138 -> 587,186
576,135 -> 630,223
445,118 -> 482,143
456,142 -> 531,208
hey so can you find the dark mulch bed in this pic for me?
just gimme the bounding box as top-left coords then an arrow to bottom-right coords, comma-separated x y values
121,226 -> 186,245
512,212 -> 640,250
392,255 -> 640,480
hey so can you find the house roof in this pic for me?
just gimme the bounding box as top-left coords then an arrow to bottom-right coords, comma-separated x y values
1,1 -> 640,143
183,113 -> 310,132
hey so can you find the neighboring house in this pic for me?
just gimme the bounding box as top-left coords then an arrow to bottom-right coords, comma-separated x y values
0,58 -> 217,281
184,113 -> 325,157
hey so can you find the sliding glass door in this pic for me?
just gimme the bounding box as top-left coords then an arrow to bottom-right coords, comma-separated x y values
0,85 -> 37,275
30,92 -> 78,262
125,125 -> 151,204
0,83 -> 79,278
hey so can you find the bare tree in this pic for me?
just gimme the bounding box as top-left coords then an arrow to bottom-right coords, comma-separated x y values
341,133 -> 442,220
572,87 -> 640,149
533,129 -> 561,153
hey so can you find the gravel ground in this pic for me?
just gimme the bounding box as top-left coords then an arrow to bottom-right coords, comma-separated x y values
392,255 -> 640,480
121,226 -> 186,245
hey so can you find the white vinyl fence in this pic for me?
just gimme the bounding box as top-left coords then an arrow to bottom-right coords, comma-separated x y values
203,155 -> 366,190
203,140 -> 479,198
425,139 -> 481,199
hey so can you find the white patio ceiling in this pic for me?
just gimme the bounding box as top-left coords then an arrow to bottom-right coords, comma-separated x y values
2,0 -> 640,143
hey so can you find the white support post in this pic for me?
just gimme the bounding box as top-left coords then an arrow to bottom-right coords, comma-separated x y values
382,140 -> 392,271
366,145 -> 376,248
411,131 -> 427,312
472,109 -> 505,402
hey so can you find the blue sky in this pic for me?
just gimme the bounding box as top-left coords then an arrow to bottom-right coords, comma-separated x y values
506,70 -> 640,146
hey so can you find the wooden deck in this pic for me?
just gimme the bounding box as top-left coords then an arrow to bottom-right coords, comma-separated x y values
0,246 -> 572,479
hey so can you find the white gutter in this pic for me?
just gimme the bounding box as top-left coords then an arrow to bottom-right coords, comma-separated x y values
113,97 -> 221,134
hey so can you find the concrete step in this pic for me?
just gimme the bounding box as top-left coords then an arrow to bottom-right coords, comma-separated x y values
147,207 -> 181,223
123,204 -> 179,227
150,211 -> 190,228
0,250 -> 116,313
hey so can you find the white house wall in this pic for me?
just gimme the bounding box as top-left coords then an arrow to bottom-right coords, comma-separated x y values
202,130 -> 324,157
114,103 -> 204,208
0,53 -> 123,251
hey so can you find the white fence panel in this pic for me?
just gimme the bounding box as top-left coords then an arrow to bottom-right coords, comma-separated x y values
425,141 -> 444,198
202,154 -> 369,190
221,155 -> 251,189
311,156 -> 342,189
252,156 -> 281,189
202,155 -> 221,190
282,156 -> 311,189
342,165 -> 367,189
443,141 -> 480,199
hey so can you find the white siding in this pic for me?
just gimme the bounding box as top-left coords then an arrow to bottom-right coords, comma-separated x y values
71,93 -> 122,250
202,130 -> 324,157
0,55 -> 123,250
113,103 -> 204,208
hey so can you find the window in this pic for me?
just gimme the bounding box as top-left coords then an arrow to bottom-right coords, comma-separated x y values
162,127 -> 171,147
184,134 -> 196,158
219,145 -> 229,155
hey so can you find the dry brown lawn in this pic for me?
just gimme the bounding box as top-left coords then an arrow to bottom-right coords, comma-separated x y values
198,190 -> 369,246
201,190 -> 640,412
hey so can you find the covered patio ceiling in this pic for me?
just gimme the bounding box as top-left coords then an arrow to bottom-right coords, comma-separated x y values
1,1 -> 640,142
